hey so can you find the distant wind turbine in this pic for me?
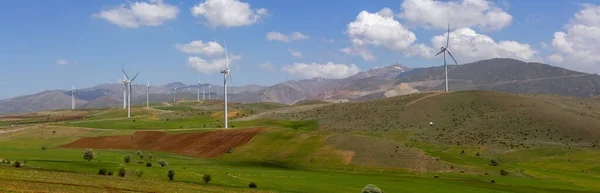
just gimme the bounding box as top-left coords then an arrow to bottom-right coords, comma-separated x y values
208,84 -> 212,100
146,80 -> 150,108
221,41 -> 232,129
122,69 -> 139,118
71,85 -> 76,110
122,75 -> 127,109
216,88 -> 219,100
434,23 -> 459,93
173,86 -> 178,102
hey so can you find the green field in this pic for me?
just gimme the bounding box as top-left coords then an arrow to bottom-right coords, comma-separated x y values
1,91 -> 600,192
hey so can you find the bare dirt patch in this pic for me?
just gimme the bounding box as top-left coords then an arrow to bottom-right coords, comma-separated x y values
60,128 -> 266,158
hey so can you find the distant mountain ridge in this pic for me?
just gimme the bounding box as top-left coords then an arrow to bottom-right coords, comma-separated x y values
1,58 -> 600,114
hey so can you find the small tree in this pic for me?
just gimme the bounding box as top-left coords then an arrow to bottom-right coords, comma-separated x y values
13,160 -> 21,168
146,162 -> 152,167
168,169 -> 175,181
435,156 -> 440,161
135,169 -> 143,177
83,149 -> 95,162
118,167 -> 127,177
124,154 -> 131,163
158,159 -> 168,167
249,182 -> 257,188
203,174 -> 212,184
490,159 -> 499,166
136,150 -> 143,158
500,169 -> 508,176
41,146 -> 47,151
98,168 -> 108,175
361,184 -> 383,193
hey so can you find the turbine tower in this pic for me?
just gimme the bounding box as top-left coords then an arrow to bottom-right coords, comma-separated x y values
71,85 -> 76,110
202,80 -> 206,100
146,80 -> 150,108
434,23 -> 459,93
122,70 -> 139,118
122,75 -> 128,109
216,88 -> 219,100
220,42 -> 232,129
208,84 -> 212,100
197,76 -> 201,102
173,87 -> 178,102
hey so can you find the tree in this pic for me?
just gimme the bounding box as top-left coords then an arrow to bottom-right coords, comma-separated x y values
203,174 -> 212,184
41,146 -> 47,151
249,182 -> 257,188
362,184 -> 383,193
124,154 -> 131,163
500,169 -> 508,176
83,149 -> 95,162
490,159 -> 499,166
136,150 -> 143,159
118,167 -> 127,177
168,169 -> 175,181
158,159 -> 168,167
135,169 -> 143,177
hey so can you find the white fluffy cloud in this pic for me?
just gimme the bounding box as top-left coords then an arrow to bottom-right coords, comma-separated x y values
341,8 -> 419,61
174,40 -> 224,56
416,28 -> 539,63
266,32 -> 309,43
93,0 -> 178,28
56,59 -> 69,65
187,53 -> 241,74
190,0 -> 268,28
282,62 -> 360,79
288,49 -> 303,58
398,0 -> 512,31
549,4 -> 600,72
259,62 -> 275,71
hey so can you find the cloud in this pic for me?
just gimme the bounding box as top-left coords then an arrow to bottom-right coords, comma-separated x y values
190,0 -> 268,28
259,62 -> 275,71
549,4 -> 600,72
187,53 -> 241,74
397,0 -> 513,31
93,0 -> 178,28
56,59 -> 69,65
282,62 -> 360,79
341,8 -> 418,61
174,40 -> 224,56
321,38 -> 335,43
288,49 -> 303,58
266,31 -> 309,43
415,28 -> 539,63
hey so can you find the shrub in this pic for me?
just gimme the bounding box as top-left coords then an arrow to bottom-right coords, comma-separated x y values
146,162 -> 152,167
148,154 -> 153,160
136,150 -> 143,158
433,174 -> 439,178
203,174 -> 212,184
435,156 -> 440,161
500,169 -> 508,176
41,146 -> 47,151
107,171 -> 114,176
475,152 -> 480,156
118,167 -> 127,177
124,154 -> 131,163
227,148 -> 233,153
14,160 -> 21,168
83,149 -> 95,162
249,182 -> 257,188
490,159 -> 499,166
135,169 -> 143,177
158,159 -> 168,167
52,130 -> 56,134
98,168 -> 108,175
361,184 -> 383,193
168,169 -> 175,181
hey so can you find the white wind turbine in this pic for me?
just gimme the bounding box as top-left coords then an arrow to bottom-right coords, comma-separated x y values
197,76 -> 201,102
122,70 -> 139,118
71,85 -> 76,110
434,23 -> 459,93
216,88 -> 219,100
220,42 -> 232,129
203,80 -> 206,100
121,75 -> 128,109
173,86 -> 178,102
208,84 -> 212,100
146,80 -> 150,108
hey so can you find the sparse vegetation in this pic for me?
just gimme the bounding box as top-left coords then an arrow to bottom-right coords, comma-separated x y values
500,169 -> 508,176
361,184 -> 383,193
490,159 -> 499,166
146,162 -> 152,167
98,168 -> 108,175
249,182 -> 257,188
158,159 -> 168,167
41,146 -> 46,151
83,149 -> 94,162
124,154 -> 131,163
202,174 -> 211,184
168,169 -> 175,181
118,167 -> 126,177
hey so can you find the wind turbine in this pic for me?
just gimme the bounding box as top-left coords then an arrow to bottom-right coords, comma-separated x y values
202,80 -> 206,100
71,85 -> 76,110
220,42 -> 232,129
216,88 -> 219,100
173,86 -> 178,102
208,84 -> 212,100
197,76 -> 201,102
434,23 -> 459,93
122,70 -> 139,118
122,75 -> 128,109
146,80 -> 150,108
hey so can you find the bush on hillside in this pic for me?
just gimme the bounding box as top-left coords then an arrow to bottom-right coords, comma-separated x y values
500,169 -> 508,176
118,167 -> 127,177
136,150 -> 143,158
41,146 -> 47,151
158,159 -> 168,167
83,149 -> 94,162
249,182 -> 257,188
435,156 -> 440,161
98,168 -> 108,175
135,169 -> 143,177
124,154 -> 131,163
490,159 -> 499,166
361,184 -> 383,193
13,161 -> 21,168
203,174 -> 212,184
146,162 -> 152,167
107,171 -> 114,176
168,169 -> 175,181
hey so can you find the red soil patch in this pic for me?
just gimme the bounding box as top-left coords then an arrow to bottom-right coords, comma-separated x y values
60,128 -> 266,158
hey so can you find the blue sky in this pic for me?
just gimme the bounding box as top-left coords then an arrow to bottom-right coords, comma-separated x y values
0,0 -> 599,98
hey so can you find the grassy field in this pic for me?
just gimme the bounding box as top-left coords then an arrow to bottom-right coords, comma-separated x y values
1,92 -> 600,192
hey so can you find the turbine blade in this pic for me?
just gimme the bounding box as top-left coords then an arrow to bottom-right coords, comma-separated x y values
122,69 -> 130,79
131,72 -> 139,81
447,50 -> 458,65
446,23 -> 450,49
224,41 -> 229,70
434,49 -> 444,56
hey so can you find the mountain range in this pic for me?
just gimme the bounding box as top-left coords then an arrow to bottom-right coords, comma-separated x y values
2,58 -> 600,114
